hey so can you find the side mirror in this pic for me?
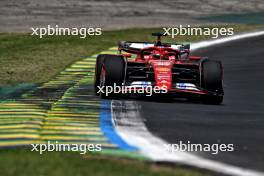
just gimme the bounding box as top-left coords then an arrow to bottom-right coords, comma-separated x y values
179,44 -> 190,51
118,41 -> 127,49
184,44 -> 190,50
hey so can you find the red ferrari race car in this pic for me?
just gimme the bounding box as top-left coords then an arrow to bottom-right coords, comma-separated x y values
94,33 -> 224,104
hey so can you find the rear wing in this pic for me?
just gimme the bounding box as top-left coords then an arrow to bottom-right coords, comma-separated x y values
118,41 -> 190,53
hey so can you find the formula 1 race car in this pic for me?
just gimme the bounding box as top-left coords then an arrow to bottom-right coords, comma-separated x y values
94,33 -> 224,104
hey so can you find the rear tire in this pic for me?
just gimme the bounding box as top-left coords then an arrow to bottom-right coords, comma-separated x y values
100,55 -> 126,99
200,59 -> 223,104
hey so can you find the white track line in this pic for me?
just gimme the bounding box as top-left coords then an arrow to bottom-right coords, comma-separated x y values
191,31 -> 264,51
111,31 -> 264,176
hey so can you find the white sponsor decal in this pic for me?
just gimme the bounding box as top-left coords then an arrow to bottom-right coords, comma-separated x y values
130,43 -> 154,49
129,81 -> 152,88
176,83 -> 199,91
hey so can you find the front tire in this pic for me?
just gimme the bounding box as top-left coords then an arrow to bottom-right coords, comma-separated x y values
201,95 -> 223,105
100,55 -> 126,99
94,54 -> 105,95
200,59 -> 223,104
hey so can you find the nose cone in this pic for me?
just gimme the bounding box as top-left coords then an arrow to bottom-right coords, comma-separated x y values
150,60 -> 173,90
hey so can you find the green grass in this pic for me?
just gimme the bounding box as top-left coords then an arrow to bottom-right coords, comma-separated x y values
0,24 -> 263,86
0,149 -> 212,176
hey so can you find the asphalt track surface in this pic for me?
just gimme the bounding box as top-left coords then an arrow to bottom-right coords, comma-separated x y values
139,35 -> 264,172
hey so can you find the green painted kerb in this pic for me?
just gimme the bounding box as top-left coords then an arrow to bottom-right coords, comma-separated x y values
0,47 -> 145,160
